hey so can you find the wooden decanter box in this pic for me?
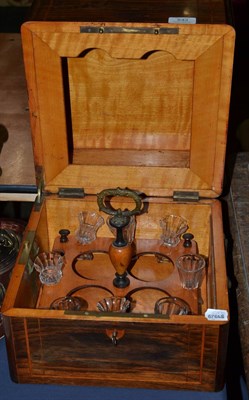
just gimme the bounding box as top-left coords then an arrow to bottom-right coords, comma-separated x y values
2,22 -> 235,391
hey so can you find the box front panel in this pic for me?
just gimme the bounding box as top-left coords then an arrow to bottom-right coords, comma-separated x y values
8,316 -> 222,390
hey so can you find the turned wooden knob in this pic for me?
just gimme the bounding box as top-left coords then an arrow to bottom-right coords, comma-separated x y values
59,229 -> 70,243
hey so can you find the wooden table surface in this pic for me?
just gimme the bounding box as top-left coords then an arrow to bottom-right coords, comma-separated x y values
29,0 -> 231,24
0,33 -> 36,201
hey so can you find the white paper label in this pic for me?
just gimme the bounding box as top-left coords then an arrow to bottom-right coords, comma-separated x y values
168,17 -> 197,24
205,309 -> 228,321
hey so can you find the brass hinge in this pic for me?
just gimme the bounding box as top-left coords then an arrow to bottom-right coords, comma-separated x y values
58,188 -> 85,198
80,26 -> 179,35
173,191 -> 199,202
34,178 -> 44,211
34,166 -> 44,210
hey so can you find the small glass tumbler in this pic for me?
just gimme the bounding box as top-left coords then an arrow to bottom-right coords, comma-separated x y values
176,254 -> 206,290
160,214 -> 188,247
34,252 -> 64,286
76,211 -> 104,244
107,215 -> 136,243
154,296 -> 191,316
50,296 -> 82,310
97,296 -> 130,313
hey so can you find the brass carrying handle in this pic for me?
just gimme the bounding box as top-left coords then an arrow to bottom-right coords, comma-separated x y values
97,187 -> 142,217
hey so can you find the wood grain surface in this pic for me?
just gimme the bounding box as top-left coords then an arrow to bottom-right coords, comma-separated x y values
20,22 -> 235,198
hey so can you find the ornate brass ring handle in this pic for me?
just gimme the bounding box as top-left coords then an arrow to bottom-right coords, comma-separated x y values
97,187 -> 142,217
97,188 -> 143,289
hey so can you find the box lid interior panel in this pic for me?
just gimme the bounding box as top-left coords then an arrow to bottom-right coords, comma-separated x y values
21,22 -> 235,197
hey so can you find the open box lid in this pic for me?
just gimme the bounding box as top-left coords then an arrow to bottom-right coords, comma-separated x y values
21,22 -> 235,199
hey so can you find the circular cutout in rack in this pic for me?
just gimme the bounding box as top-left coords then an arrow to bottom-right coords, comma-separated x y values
72,250 -> 113,280
129,252 -> 174,282
67,284 -> 114,311
126,286 -> 171,314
